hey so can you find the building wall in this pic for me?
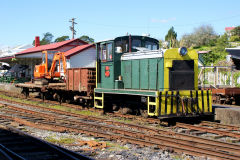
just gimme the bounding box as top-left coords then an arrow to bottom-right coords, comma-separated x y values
69,47 -> 96,68
16,52 -> 42,58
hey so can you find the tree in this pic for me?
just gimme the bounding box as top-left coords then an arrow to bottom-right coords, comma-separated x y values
192,25 -> 217,47
32,32 -> 54,46
41,32 -> 54,45
180,25 -> 218,48
165,27 -> 177,48
180,34 -> 194,48
231,26 -> 240,37
201,33 -> 229,65
54,36 -> 70,42
79,35 -> 94,43
159,40 -> 163,48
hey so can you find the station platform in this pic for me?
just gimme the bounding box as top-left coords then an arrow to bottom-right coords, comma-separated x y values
213,105 -> 240,125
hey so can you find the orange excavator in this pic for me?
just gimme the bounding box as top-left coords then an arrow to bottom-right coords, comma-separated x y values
34,51 -> 67,84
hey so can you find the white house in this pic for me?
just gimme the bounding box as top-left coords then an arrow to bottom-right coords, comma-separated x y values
64,44 -> 96,68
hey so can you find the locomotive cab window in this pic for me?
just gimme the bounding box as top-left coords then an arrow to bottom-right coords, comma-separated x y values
107,43 -> 113,60
145,41 -> 158,50
132,39 -> 141,52
100,43 -> 113,61
115,40 -> 128,53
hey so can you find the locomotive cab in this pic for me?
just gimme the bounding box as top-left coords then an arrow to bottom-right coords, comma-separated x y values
96,35 -> 159,89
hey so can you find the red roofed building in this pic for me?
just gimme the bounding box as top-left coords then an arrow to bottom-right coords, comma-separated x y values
64,44 -> 96,68
16,38 -> 87,58
13,37 -> 96,79
225,27 -> 235,36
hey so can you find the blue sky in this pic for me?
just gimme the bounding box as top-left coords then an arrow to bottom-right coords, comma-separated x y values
0,0 -> 240,47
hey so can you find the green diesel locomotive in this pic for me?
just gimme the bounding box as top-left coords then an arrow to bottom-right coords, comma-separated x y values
94,35 -> 212,118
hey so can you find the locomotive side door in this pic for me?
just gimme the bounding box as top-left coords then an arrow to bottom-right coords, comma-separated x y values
99,42 -> 114,89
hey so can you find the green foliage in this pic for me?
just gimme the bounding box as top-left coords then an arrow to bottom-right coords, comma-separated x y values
79,35 -> 94,43
199,33 -> 229,65
226,75 -> 231,85
159,40 -> 163,48
180,25 -> 218,48
231,26 -> 240,37
45,136 -> 75,144
165,27 -> 177,48
216,33 -> 228,47
54,36 -> 70,42
32,32 -> 54,45
40,32 -> 54,45
234,72 -> 240,87
229,35 -> 240,42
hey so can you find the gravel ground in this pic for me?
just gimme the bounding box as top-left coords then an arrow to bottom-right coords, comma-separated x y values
21,125 -> 209,160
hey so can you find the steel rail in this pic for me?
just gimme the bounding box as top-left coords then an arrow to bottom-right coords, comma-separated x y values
0,105 -> 240,160
176,122 -> 240,139
200,121 -> 240,131
1,100 -> 240,155
0,114 -> 239,160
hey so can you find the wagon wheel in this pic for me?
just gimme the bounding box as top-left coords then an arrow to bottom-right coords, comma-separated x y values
21,88 -> 29,98
215,95 -> 221,104
39,92 -> 45,101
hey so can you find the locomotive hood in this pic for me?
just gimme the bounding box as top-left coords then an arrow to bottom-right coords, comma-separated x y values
121,48 -> 165,61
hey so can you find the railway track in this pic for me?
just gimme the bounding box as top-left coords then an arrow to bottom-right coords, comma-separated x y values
175,122 -> 240,139
0,90 -> 161,125
0,97 -> 240,159
0,124 -> 91,160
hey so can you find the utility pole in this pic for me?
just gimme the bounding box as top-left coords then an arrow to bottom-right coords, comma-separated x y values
69,18 -> 77,39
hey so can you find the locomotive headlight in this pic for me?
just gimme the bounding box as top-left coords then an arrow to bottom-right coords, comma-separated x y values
178,47 -> 188,56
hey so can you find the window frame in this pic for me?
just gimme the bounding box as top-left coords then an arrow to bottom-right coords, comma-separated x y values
100,42 -> 114,62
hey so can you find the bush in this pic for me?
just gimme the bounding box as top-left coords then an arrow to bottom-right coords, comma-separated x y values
230,36 -> 240,42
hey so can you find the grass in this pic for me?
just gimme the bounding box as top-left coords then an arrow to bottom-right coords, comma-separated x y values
106,142 -> 129,150
108,116 -> 133,124
172,155 -> 184,160
48,104 -> 100,117
45,136 -> 75,144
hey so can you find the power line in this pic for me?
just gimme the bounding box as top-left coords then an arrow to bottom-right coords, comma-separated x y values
78,13 -> 240,29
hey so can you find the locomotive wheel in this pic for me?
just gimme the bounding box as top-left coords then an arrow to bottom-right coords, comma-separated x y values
235,96 -> 240,105
112,104 -> 119,111
140,109 -> 148,118
65,99 -> 72,104
121,108 -> 132,115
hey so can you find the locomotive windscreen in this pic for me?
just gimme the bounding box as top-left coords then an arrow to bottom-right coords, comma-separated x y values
169,60 -> 194,90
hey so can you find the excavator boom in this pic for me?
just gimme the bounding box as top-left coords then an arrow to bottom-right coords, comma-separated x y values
34,51 -> 67,82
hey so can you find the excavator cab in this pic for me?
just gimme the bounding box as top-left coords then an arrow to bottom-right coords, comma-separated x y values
34,51 -> 66,83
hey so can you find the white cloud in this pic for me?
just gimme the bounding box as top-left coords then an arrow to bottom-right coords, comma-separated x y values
151,17 -> 176,23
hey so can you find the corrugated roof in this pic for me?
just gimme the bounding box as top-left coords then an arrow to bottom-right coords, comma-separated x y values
197,50 -> 211,54
16,39 -> 87,55
0,44 -> 33,58
64,44 -> 95,58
